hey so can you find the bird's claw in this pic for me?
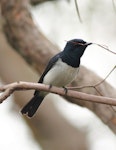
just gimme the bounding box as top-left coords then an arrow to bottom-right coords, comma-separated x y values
63,86 -> 68,95
49,84 -> 52,89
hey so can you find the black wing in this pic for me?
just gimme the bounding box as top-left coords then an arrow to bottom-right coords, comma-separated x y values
34,52 -> 61,95
39,53 -> 61,83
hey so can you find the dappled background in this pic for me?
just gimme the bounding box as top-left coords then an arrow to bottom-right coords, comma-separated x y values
0,0 -> 116,150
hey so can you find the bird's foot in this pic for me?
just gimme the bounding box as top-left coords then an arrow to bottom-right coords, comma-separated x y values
49,84 -> 52,89
62,86 -> 68,95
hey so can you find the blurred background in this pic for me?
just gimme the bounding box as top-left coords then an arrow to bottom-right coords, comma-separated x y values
0,0 -> 116,150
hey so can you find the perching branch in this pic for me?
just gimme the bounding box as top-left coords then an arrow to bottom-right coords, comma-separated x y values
1,0 -> 116,135
0,81 -> 116,107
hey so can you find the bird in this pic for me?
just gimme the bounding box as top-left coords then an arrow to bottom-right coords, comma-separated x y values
21,39 -> 92,117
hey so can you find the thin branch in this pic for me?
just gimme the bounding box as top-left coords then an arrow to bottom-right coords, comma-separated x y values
112,0 -> 116,12
94,66 -> 116,87
74,0 -> 82,23
68,66 -> 116,93
94,43 -> 116,55
0,81 -> 116,106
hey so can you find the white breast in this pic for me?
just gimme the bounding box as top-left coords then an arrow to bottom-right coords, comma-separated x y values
43,58 -> 79,87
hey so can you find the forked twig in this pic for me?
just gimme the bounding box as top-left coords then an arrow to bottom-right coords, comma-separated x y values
94,66 -> 116,87
68,66 -> 116,96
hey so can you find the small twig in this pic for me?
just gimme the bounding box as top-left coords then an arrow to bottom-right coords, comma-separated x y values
0,89 -> 12,103
67,85 -> 103,96
93,87 -> 103,96
68,66 -> 116,95
67,85 -> 93,90
94,43 -> 116,55
74,0 -> 82,23
94,66 -> 116,87
0,81 -> 116,106
112,0 -> 116,12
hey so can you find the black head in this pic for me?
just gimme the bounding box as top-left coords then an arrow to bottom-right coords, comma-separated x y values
62,39 -> 92,67
63,39 -> 92,58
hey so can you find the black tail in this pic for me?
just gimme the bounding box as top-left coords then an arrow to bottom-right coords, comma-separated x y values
21,94 -> 44,117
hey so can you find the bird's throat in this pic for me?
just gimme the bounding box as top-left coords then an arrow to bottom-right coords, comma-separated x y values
61,54 -> 80,68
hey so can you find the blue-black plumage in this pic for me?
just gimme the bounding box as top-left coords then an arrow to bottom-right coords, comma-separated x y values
21,39 -> 92,117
